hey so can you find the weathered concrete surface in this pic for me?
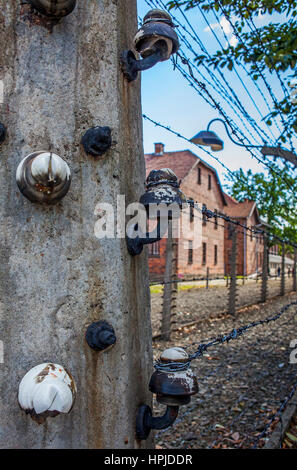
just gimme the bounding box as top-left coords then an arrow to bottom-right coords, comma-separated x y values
0,0 -> 153,448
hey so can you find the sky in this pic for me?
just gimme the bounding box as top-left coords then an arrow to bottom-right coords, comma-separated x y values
137,0 -> 295,189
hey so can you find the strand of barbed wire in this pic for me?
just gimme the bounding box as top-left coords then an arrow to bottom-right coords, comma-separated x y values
154,313 -> 296,443
193,2 -> 279,141
150,0 -> 290,146
210,0 -> 291,142
143,113 -> 297,205
154,301 -> 297,371
253,378 -> 297,448
158,311 -> 296,444
143,0 -> 297,182
173,0 -> 282,121
192,203 -> 297,247
145,0 -> 280,145
171,56 -> 297,183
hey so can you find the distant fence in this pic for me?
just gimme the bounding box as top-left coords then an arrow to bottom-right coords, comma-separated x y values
150,220 -> 297,340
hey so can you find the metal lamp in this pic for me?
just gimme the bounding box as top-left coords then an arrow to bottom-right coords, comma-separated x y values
191,118 -> 297,167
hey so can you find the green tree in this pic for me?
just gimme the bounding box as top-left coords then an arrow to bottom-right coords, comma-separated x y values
225,166 -> 297,246
168,0 -> 297,140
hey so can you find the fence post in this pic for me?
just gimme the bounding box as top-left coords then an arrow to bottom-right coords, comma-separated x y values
293,248 -> 297,291
281,242 -> 285,296
228,225 -> 237,316
206,267 -> 209,289
170,238 -> 179,331
261,235 -> 268,303
161,221 -> 173,340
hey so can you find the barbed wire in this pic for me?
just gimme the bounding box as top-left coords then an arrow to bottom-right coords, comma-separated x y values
147,0 -> 278,145
145,0 -> 297,179
253,377 -> 297,448
216,1 -> 291,147
143,114 -> 297,217
154,301 -> 297,371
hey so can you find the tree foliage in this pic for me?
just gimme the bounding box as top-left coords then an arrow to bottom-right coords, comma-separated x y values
167,0 -> 297,140
224,166 -> 297,247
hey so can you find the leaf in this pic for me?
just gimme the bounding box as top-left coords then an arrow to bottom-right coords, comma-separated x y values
286,432 -> 297,442
215,424 -> 226,430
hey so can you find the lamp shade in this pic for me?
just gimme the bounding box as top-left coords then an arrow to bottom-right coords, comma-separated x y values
190,130 -> 224,151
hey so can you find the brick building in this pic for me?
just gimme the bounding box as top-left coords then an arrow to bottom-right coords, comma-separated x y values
145,143 -> 266,281
145,143 -> 227,280
223,194 -> 266,276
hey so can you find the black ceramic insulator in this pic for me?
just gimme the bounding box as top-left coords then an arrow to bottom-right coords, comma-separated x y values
81,126 -> 112,157
86,320 -> 116,352
0,123 -> 6,144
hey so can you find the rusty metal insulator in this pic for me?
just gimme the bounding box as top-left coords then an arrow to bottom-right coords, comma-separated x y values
29,0 -> 77,18
140,168 -> 187,217
16,151 -> 71,204
18,363 -> 77,424
126,168 -> 187,256
134,9 -> 179,60
136,347 -> 198,440
120,9 -> 179,82
150,347 -> 198,406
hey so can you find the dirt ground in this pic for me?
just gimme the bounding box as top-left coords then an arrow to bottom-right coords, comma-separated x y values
150,279 -> 297,449
151,277 -> 293,337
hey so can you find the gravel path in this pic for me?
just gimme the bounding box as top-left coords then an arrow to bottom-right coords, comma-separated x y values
150,286 -> 297,449
151,277 -> 293,337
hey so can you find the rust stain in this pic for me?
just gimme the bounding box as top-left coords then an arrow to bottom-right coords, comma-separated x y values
20,4 -> 57,32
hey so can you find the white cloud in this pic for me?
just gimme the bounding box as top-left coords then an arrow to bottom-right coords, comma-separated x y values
204,15 -> 238,47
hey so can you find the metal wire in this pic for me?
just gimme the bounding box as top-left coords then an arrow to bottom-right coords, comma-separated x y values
252,377 -> 297,448
154,301 -> 297,370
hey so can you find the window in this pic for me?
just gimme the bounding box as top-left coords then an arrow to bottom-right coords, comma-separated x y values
189,198 -> 194,223
228,223 -> 233,239
202,203 -> 207,226
208,174 -> 212,190
197,167 -> 201,184
214,244 -> 218,265
202,242 -> 207,265
214,209 -> 218,230
188,240 -> 193,265
149,241 -> 160,257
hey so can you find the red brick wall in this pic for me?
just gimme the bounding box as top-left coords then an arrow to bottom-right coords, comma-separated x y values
224,213 -> 264,276
148,237 -> 167,281
177,161 -> 226,278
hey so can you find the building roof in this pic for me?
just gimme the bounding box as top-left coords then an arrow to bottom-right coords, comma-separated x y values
145,146 -> 227,205
145,149 -> 197,181
269,254 -> 294,265
223,192 -> 263,224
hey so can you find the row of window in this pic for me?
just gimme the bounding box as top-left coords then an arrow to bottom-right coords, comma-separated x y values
197,167 -> 212,190
188,241 -> 218,266
189,200 -> 218,229
149,240 -> 218,266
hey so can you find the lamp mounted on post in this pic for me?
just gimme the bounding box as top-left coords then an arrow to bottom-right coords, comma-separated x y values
190,118 -> 297,167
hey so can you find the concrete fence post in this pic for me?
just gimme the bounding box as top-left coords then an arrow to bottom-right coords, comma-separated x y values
0,0 -> 153,449
161,221 -> 173,340
228,225 -> 237,316
281,242 -> 286,296
206,267 -> 209,289
261,235 -> 268,303
293,247 -> 297,292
